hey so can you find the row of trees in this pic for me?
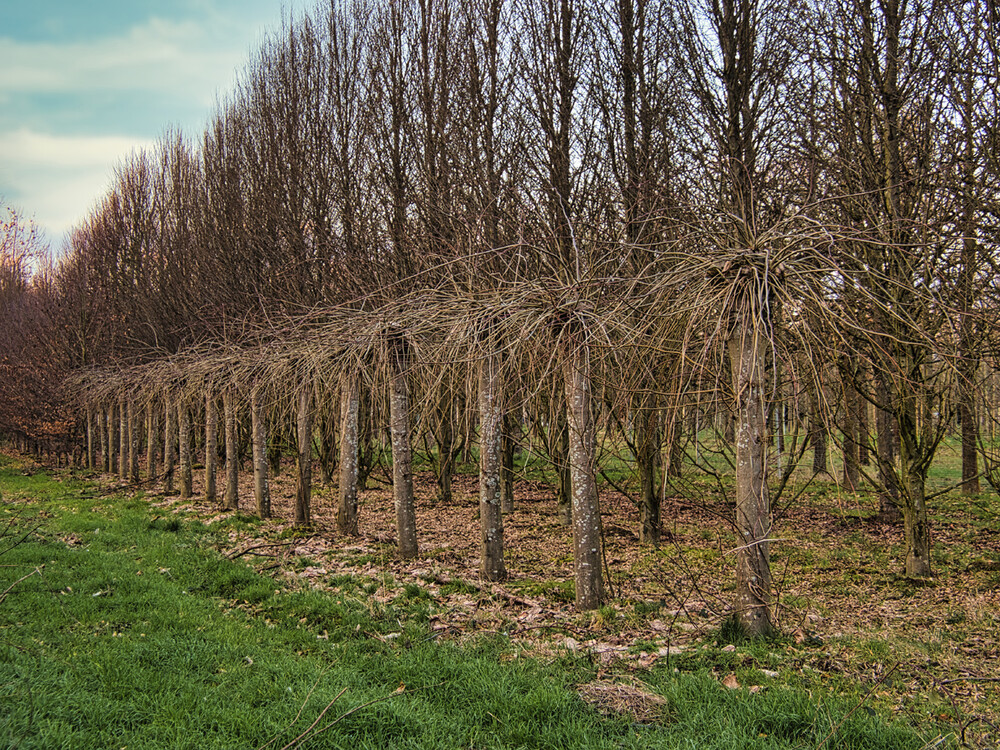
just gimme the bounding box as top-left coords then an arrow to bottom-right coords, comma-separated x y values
2,0 -> 999,635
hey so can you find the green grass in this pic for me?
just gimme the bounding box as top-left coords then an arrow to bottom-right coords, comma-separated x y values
0,457 -> 946,749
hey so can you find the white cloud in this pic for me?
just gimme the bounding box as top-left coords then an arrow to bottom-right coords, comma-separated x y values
0,129 -> 156,245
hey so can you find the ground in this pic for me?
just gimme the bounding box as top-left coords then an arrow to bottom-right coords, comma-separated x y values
85,457 -> 1000,746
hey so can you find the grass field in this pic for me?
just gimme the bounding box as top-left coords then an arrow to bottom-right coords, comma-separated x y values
0,446 -> 991,748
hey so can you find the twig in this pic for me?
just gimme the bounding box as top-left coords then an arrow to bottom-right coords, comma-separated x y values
0,565 -> 42,605
227,537 -> 315,560
814,663 -> 899,750
256,667 -> 332,750
278,687 -> 350,750
285,682 -> 445,749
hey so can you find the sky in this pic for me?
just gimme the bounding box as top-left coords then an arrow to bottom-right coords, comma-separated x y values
0,0 -> 309,250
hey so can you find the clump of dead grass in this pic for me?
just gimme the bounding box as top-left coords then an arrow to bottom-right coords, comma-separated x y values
577,679 -> 670,724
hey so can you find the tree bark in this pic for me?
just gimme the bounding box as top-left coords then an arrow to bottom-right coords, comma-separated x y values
809,374 -> 828,475
840,364 -> 859,491
99,405 -> 109,473
959,396 -> 979,495
128,400 -> 139,483
223,389 -> 239,510
251,388 -> 271,518
636,392 -> 660,545
554,410 -> 572,526
728,316 -> 775,638
665,401 -> 683,479
178,398 -> 192,499
204,390 -> 218,503
163,396 -> 176,494
857,378 -> 870,466
338,373 -> 360,536
875,374 -> 901,521
902,461 -> 932,576
500,410 -> 516,514
85,407 -> 95,470
479,346 -> 507,581
146,404 -> 158,480
318,402 -> 337,487
434,385 -> 455,503
389,334 -> 418,559
118,395 -> 128,480
294,381 -> 313,526
896,356 -> 932,577
563,336 -> 604,611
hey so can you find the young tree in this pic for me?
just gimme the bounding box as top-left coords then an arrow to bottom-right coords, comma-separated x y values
820,0 -> 954,576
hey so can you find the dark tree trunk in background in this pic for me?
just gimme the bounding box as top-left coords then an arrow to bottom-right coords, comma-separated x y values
146,404 -> 158,480
251,388 -> 271,518
294,381 -> 313,526
204,391 -> 218,503
118,396 -> 127,480
128,400 -> 139,483
500,410 -> 516,514
223,390 -> 239,510
86,407 -> 95,470
163,396 -> 176,494
178,398 -> 192,499
554,409 -> 572,526
636,392 -> 661,545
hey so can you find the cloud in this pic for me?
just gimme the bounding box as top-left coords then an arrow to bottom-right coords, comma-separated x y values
0,16 -> 258,109
0,129 -> 156,245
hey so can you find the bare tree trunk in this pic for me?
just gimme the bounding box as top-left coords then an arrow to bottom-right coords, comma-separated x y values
146,404 -> 158,480
389,334 -> 418,559
665,400 -> 683,479
897,359 -> 932,577
636,392 -> 660,545
163,396 -> 176,494
728,318 -> 774,638
479,346 -> 507,581
318,402 -> 337,487
842,399 -> 859,490
295,381 -> 313,526
500,410 -> 516,514
86,407 -> 95,470
857,375 -> 870,466
128,401 -> 139,483
178,399 -> 192,499
223,389 -> 239,510
99,406 -> 109,472
251,388 -> 271,518
118,395 -> 128,480
960,392 -> 979,495
809,375 -> 828,475
435,386 -> 455,503
338,373 -> 360,536
268,424 -> 284,477
554,410 -> 572,526
204,390 -> 218,503
876,419 -> 900,521
901,460 -> 932,576
958,38 -> 981,495
563,337 -> 604,611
